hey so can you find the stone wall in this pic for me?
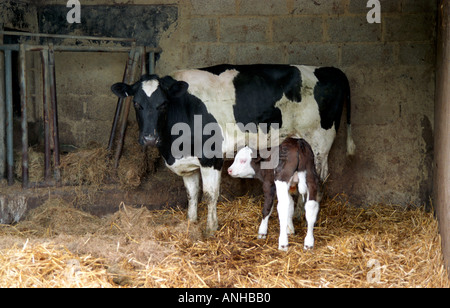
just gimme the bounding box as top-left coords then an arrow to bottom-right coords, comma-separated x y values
1,0 -> 438,207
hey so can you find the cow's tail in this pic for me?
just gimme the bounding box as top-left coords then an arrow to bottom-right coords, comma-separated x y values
345,79 -> 356,156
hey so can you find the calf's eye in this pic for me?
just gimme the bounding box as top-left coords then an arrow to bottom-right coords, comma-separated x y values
240,159 -> 247,164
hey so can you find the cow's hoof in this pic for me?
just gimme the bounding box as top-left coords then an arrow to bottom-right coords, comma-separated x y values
204,228 -> 217,238
303,245 -> 314,251
258,234 -> 267,239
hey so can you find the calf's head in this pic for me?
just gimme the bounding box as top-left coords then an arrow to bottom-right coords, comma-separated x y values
228,147 -> 256,178
111,75 -> 189,147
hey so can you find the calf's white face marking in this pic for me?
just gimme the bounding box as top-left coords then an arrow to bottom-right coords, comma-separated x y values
227,147 -> 255,178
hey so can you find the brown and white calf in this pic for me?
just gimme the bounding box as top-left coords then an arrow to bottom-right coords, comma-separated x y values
228,137 -> 319,251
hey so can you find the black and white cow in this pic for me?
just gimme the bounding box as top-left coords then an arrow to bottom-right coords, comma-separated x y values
111,64 -> 355,236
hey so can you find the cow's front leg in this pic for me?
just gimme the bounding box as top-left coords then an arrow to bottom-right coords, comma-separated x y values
304,200 -> 319,250
200,167 -> 221,237
182,172 -> 200,223
275,180 -> 292,251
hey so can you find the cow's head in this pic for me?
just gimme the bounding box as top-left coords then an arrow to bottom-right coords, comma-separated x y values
111,75 -> 189,147
228,146 -> 256,178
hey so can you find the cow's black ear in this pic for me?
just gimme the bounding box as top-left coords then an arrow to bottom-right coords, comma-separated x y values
169,81 -> 189,98
111,83 -> 134,98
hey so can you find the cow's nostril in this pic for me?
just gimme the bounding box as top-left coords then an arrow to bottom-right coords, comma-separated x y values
141,135 -> 157,147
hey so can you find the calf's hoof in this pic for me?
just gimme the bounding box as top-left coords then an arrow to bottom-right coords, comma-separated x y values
258,234 -> 267,239
278,245 -> 289,251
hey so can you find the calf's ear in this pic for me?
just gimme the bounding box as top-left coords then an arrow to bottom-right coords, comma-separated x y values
111,83 -> 134,98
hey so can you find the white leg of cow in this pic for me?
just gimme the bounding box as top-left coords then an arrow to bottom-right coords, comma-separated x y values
200,167 -> 221,237
311,127 -> 336,181
258,204 -> 274,239
182,172 -> 200,223
304,200 -> 319,250
275,181 -> 291,251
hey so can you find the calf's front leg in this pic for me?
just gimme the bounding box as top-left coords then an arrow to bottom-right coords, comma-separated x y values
258,181 -> 275,239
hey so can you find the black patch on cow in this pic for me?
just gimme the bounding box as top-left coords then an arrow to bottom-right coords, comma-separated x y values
156,76 -> 224,170
200,64 -> 302,131
313,67 -> 350,131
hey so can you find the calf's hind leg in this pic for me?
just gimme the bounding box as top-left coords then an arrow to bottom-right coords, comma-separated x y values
304,200 -> 319,250
275,180 -> 293,251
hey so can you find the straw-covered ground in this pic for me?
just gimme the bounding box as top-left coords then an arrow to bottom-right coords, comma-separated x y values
0,193 -> 448,288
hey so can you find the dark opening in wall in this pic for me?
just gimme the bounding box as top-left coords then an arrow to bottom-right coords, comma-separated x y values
37,5 -> 178,46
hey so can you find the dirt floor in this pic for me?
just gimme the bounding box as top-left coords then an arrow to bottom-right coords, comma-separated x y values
0,191 -> 448,288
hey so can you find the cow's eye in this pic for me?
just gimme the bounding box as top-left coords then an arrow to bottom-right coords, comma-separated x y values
134,102 -> 143,110
157,102 -> 167,111
240,159 -> 247,164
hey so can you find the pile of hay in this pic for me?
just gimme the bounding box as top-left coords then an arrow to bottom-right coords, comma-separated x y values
13,122 -> 159,190
14,147 -> 45,183
0,195 -> 448,288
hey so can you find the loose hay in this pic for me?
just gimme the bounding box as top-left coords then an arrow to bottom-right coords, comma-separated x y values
13,122 -> 159,190
0,242 -> 112,288
0,195 -> 448,288
60,146 -> 112,187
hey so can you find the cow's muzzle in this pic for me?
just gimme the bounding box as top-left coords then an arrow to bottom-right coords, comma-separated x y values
140,135 -> 158,147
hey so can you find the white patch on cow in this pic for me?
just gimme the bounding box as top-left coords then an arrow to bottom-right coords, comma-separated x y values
295,65 -> 320,96
142,79 -> 159,97
173,69 -> 237,127
228,147 -> 255,178
304,200 -> 319,250
166,156 -> 201,176
275,180 -> 293,251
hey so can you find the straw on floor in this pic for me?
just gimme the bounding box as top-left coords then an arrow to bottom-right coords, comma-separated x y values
0,193 -> 448,288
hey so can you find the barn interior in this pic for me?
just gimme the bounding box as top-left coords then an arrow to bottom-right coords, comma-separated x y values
0,0 -> 449,286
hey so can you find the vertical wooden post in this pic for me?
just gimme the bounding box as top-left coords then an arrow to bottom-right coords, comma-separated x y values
4,50 -> 13,185
19,44 -> 28,188
434,0 -> 450,278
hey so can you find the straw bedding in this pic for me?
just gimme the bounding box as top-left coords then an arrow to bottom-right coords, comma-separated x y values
14,122 -> 159,190
0,194 -> 448,288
